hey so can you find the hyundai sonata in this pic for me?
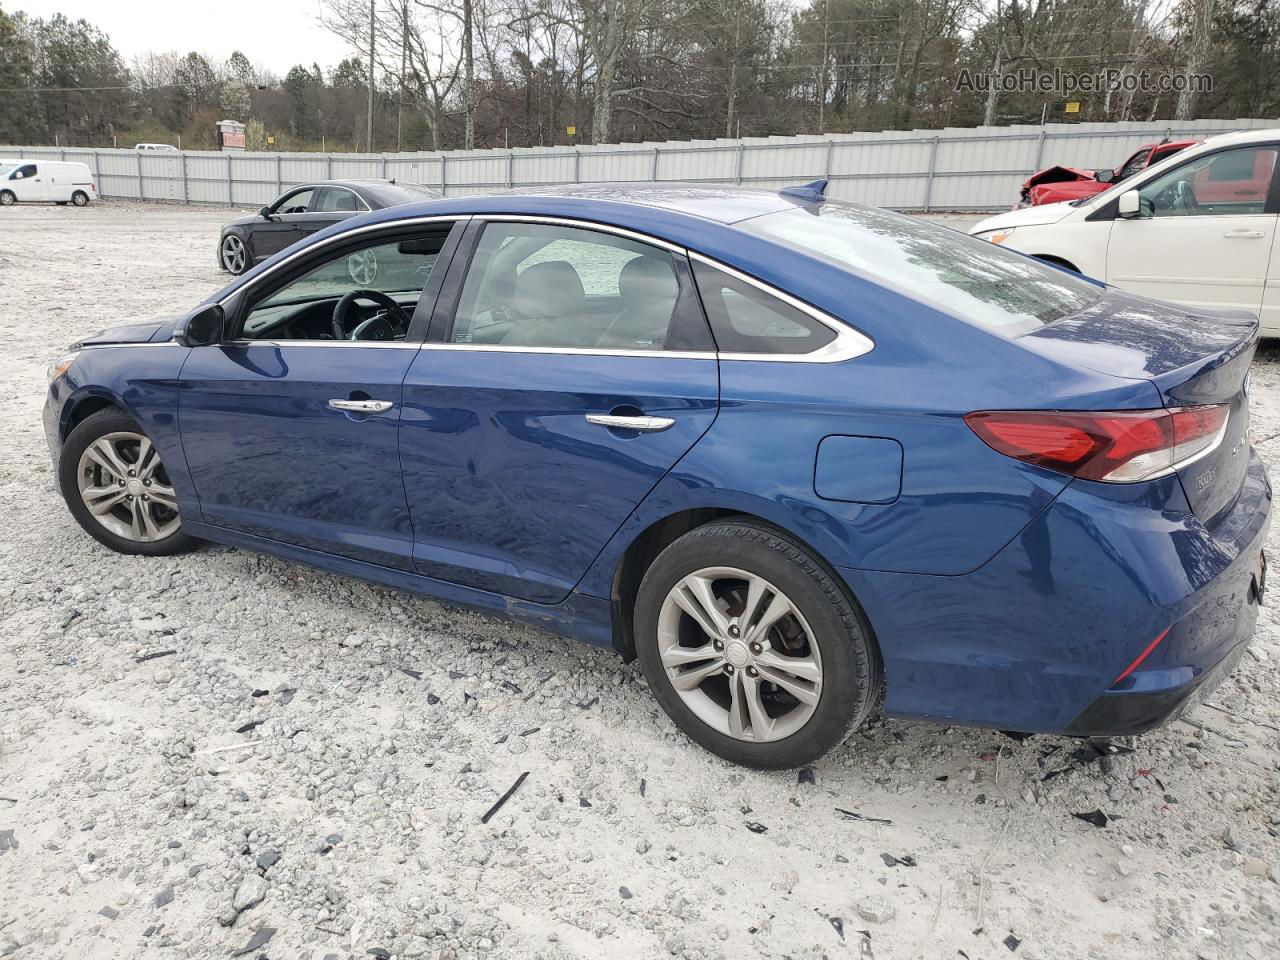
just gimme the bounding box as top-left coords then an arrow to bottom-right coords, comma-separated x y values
44,182 -> 1270,769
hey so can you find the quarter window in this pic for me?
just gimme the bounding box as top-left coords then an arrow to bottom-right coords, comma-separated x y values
691,261 -> 837,354
450,222 -> 708,352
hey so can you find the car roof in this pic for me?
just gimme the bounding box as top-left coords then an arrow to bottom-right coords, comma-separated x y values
1197,127 -> 1280,149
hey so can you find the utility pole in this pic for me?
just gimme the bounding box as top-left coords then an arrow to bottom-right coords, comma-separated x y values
397,0 -> 407,151
463,0 -> 474,150
367,0 -> 376,152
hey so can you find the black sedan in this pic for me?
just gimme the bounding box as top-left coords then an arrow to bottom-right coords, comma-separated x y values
217,179 -> 443,275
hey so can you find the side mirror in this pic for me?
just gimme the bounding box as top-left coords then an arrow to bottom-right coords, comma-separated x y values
1116,190 -> 1143,219
174,304 -> 223,347
258,205 -> 274,220
1094,168 -> 1115,184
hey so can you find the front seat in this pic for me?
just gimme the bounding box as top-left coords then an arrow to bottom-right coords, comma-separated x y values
501,260 -> 591,346
595,255 -> 679,349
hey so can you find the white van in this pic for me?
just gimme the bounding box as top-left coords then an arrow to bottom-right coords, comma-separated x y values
135,143 -> 179,153
0,161 -> 99,206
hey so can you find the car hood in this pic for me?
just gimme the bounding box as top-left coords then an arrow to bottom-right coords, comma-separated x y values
1024,165 -> 1096,189
74,316 -> 179,346
970,200 -> 1078,235
223,211 -> 261,230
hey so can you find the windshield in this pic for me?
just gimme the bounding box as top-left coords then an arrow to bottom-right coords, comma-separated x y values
741,202 -> 1102,336
1076,140 -> 1215,209
0,164 -> 16,178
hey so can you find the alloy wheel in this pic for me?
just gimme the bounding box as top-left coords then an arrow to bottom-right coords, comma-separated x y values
72,191 -> 88,207
220,234 -> 246,273
656,566 -> 823,742
76,432 -> 181,543
348,249 -> 378,285
0,192 -> 14,206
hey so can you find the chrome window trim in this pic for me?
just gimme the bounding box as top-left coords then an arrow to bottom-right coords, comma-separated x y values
219,339 -> 422,349
77,341 -> 182,349
212,211 -> 874,363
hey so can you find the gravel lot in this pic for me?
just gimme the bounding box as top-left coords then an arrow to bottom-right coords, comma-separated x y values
2,201 -> 1279,960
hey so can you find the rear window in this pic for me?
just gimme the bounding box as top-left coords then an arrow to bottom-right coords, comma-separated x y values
741,202 -> 1101,336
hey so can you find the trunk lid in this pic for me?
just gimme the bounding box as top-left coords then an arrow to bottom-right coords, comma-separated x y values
1020,291 -> 1258,525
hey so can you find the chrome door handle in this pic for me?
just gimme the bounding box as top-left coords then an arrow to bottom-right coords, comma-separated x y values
585,413 -> 675,432
328,399 -> 393,413
1223,229 -> 1266,239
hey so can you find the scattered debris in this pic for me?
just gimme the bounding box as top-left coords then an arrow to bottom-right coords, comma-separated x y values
1072,809 -> 1110,829
745,821 -> 768,834
98,906 -> 118,920
828,916 -> 844,939
230,926 -> 275,956
619,886 -> 633,899
856,896 -> 896,924
153,884 -> 174,908
399,667 -> 423,680
255,849 -> 280,870
880,853 -> 917,867
481,771 -> 529,824
1004,934 -> 1022,951
135,649 -> 177,663
235,720 -> 264,734
798,767 -> 816,785
0,829 -> 16,854
836,809 -> 893,826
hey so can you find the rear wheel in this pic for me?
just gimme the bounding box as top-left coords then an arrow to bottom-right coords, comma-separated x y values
634,520 -> 879,769
0,191 -> 14,206
59,410 -> 197,556
71,190 -> 89,207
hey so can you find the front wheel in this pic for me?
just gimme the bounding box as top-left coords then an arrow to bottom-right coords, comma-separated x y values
59,409 -> 197,556
634,520 -> 880,769
0,191 -> 14,206
71,190 -> 89,206
220,233 -> 249,274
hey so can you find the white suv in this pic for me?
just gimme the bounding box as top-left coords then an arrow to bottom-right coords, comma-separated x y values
970,128 -> 1280,335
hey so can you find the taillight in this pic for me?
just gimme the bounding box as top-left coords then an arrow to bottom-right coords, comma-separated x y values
965,406 -> 1228,483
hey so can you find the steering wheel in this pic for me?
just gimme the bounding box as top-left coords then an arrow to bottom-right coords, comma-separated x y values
331,289 -> 411,341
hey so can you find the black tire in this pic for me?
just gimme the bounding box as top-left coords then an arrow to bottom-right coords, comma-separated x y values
71,191 -> 89,207
59,409 -> 197,556
634,519 -> 880,769
0,190 -> 15,206
56,201 -> 68,206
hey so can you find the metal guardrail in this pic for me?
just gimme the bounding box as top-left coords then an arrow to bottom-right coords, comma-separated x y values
4,118 -> 1274,212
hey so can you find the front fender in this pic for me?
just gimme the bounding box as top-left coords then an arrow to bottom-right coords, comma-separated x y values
52,344 -> 199,518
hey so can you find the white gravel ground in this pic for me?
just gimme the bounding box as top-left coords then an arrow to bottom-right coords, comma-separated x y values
1,202 -> 1279,960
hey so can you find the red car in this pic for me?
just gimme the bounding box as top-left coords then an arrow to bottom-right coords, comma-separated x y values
1017,139 -> 1198,207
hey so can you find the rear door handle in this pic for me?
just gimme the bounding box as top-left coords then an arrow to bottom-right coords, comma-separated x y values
328,399 -> 393,413
1223,229 -> 1266,239
585,413 -> 675,432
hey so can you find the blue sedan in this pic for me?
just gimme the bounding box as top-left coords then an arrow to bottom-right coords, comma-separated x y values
43,183 -> 1271,768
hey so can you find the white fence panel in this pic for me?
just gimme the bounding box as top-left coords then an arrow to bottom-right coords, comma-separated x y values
3,117 -> 1276,212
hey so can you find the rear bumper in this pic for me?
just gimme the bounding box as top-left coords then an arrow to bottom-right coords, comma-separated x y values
840,448 -> 1271,735
1064,630 -> 1251,736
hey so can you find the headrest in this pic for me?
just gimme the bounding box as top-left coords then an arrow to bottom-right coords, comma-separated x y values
514,260 -> 585,318
618,255 -> 678,303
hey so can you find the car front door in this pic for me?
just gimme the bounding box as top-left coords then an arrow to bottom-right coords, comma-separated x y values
178,218 -> 464,569
398,218 -> 720,603
9,163 -> 44,201
252,187 -> 316,260
1105,144 -> 1280,316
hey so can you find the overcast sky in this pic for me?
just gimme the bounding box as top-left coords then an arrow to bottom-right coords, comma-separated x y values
14,0 -> 356,75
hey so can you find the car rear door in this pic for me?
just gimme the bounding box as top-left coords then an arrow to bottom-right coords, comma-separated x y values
1105,143 -> 1279,316
294,186 -> 364,239
398,218 -> 720,603
178,218 -> 465,570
